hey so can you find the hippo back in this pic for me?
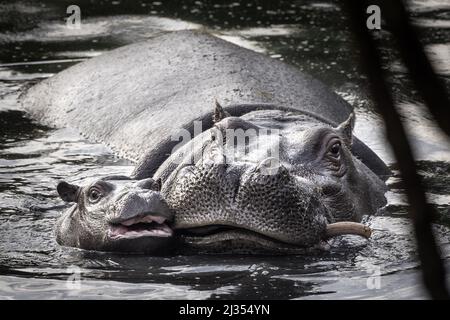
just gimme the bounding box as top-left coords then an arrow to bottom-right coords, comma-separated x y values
21,30 -> 388,178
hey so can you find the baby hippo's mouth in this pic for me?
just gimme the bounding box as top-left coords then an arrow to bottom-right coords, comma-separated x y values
108,214 -> 173,240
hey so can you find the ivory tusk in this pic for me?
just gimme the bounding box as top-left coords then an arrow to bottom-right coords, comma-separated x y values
325,222 -> 372,239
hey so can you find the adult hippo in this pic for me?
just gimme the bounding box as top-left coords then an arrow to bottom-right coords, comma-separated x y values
21,30 -> 389,254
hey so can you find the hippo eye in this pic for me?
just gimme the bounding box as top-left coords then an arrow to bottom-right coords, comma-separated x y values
88,187 -> 103,203
329,142 -> 341,157
324,138 -> 346,176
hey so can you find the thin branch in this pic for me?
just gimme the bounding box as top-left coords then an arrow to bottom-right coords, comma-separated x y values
342,0 -> 449,299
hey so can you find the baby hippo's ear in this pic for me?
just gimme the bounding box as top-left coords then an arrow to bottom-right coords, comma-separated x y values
57,181 -> 80,203
336,112 -> 355,147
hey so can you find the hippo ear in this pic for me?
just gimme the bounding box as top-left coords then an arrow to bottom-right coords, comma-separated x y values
213,99 -> 230,123
57,181 -> 80,203
336,112 -> 355,146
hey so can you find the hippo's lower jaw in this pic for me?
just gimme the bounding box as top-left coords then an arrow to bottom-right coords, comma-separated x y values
177,229 -> 325,255
175,222 -> 372,255
108,214 -> 173,240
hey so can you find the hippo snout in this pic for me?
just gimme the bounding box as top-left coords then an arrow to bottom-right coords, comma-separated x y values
109,190 -> 173,224
106,180 -> 174,241
166,159 -> 331,249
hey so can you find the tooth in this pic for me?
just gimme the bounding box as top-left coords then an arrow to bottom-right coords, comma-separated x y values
128,231 -> 140,238
141,215 -> 154,223
121,218 -> 136,226
150,216 -> 166,224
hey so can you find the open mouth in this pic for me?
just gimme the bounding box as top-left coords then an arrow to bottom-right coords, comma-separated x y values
108,214 -> 173,240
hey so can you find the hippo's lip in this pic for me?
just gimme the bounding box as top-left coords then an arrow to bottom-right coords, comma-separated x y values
177,225 -> 310,247
178,228 -> 329,254
108,214 -> 173,240
177,223 -> 372,253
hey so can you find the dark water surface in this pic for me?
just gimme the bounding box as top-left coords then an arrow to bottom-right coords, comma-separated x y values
0,0 -> 449,299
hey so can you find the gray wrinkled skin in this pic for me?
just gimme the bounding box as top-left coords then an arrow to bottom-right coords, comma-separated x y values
21,31 -> 389,254
157,110 -> 387,254
56,178 -> 174,254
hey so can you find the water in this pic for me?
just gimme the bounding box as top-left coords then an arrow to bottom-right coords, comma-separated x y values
0,0 -> 449,299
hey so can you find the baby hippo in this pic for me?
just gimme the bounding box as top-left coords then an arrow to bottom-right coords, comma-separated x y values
55,177 -> 174,254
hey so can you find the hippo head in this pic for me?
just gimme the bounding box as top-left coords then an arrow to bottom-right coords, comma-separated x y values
155,105 -> 387,254
55,177 -> 174,254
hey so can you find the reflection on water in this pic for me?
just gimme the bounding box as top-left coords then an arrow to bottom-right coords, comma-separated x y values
0,0 -> 449,299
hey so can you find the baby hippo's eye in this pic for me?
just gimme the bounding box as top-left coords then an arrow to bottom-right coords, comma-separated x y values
88,187 -> 103,203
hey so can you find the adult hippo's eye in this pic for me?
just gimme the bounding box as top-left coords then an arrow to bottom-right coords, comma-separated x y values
329,142 -> 341,157
323,137 -> 346,176
88,187 -> 103,203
